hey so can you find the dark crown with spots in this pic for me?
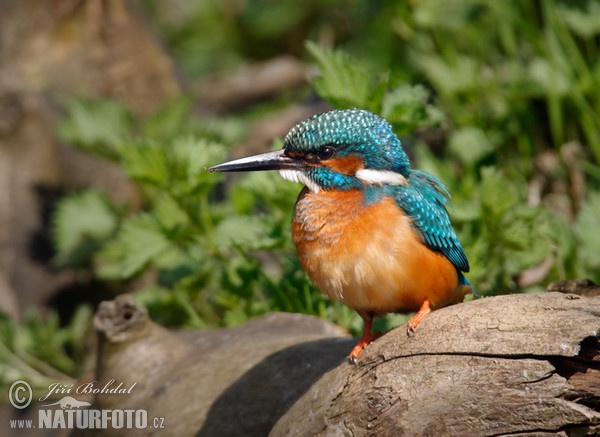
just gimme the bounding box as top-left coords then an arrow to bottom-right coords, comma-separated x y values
283,109 -> 411,176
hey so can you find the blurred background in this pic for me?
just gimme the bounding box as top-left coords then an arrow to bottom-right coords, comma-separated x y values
0,0 -> 599,403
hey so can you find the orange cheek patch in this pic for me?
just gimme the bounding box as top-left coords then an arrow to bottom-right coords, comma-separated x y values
326,155 -> 364,175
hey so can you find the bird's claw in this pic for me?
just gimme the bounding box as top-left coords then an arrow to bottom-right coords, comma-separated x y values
406,299 -> 431,337
348,330 -> 381,364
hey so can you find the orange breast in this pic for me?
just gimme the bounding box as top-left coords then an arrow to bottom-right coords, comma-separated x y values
292,188 -> 460,314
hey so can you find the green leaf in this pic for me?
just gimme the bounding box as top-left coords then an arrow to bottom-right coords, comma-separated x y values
118,138 -> 170,186
153,192 -> 190,230
169,136 -> 228,195
52,191 -> 118,267
526,58 -> 570,96
58,98 -> 133,159
21,309 -> 78,375
214,215 -> 276,250
231,169 -> 299,215
194,116 -> 247,145
479,167 -> 520,218
99,213 -> 172,279
118,136 -> 227,194
413,0 -> 481,30
306,41 -> 373,108
141,95 -> 194,140
133,285 -> 201,328
418,55 -> 481,95
559,1 -> 600,39
382,84 -> 445,133
574,192 -> 600,269
448,127 -> 495,166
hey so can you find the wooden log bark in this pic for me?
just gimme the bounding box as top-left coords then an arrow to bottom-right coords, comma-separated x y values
273,291 -> 600,436
79,294 -> 352,437
85,290 -> 600,436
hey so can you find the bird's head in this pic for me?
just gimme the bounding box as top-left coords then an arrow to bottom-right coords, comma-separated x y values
206,109 -> 411,192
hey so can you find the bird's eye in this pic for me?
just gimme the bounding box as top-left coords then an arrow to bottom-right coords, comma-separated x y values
316,146 -> 336,160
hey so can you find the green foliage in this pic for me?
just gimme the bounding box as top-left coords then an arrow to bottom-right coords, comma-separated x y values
0,306 -> 92,397
573,192 -> 600,273
58,98 -> 134,159
51,96 -> 361,334
52,190 -> 119,268
389,0 -> 600,166
470,167 -> 551,293
100,213 -> 174,279
306,42 -> 446,134
142,0 -> 600,165
306,41 -> 376,110
381,85 -> 446,133
447,127 -> 496,167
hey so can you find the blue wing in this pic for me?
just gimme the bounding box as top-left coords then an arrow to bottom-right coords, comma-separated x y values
394,170 -> 470,273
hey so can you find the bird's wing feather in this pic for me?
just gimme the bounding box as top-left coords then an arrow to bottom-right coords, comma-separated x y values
394,170 -> 470,273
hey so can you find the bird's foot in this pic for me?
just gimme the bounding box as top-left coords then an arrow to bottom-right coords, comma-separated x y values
406,299 -> 432,336
348,331 -> 381,364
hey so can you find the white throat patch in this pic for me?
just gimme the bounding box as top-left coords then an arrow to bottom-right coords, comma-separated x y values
279,170 -> 321,193
279,168 -> 407,192
355,169 -> 408,186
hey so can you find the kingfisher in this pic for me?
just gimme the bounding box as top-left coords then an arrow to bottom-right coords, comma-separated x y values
207,109 -> 472,362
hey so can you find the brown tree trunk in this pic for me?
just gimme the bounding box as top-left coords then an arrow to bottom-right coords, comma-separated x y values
83,288 -> 600,436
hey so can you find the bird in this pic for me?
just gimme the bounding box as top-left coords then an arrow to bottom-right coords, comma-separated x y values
207,109 -> 472,362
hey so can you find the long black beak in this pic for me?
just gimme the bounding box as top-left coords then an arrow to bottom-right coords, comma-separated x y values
205,149 -> 301,172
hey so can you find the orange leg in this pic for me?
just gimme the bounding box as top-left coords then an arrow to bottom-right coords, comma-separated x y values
349,312 -> 381,364
407,298 -> 431,335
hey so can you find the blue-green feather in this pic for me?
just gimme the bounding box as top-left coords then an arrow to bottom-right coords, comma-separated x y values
393,170 -> 470,273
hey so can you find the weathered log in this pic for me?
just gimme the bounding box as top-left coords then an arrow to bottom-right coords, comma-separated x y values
273,291 -> 600,436
84,290 -> 600,436
80,294 -> 351,436
547,278 -> 600,297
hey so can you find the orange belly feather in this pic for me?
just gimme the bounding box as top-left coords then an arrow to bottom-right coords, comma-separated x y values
292,187 -> 460,314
